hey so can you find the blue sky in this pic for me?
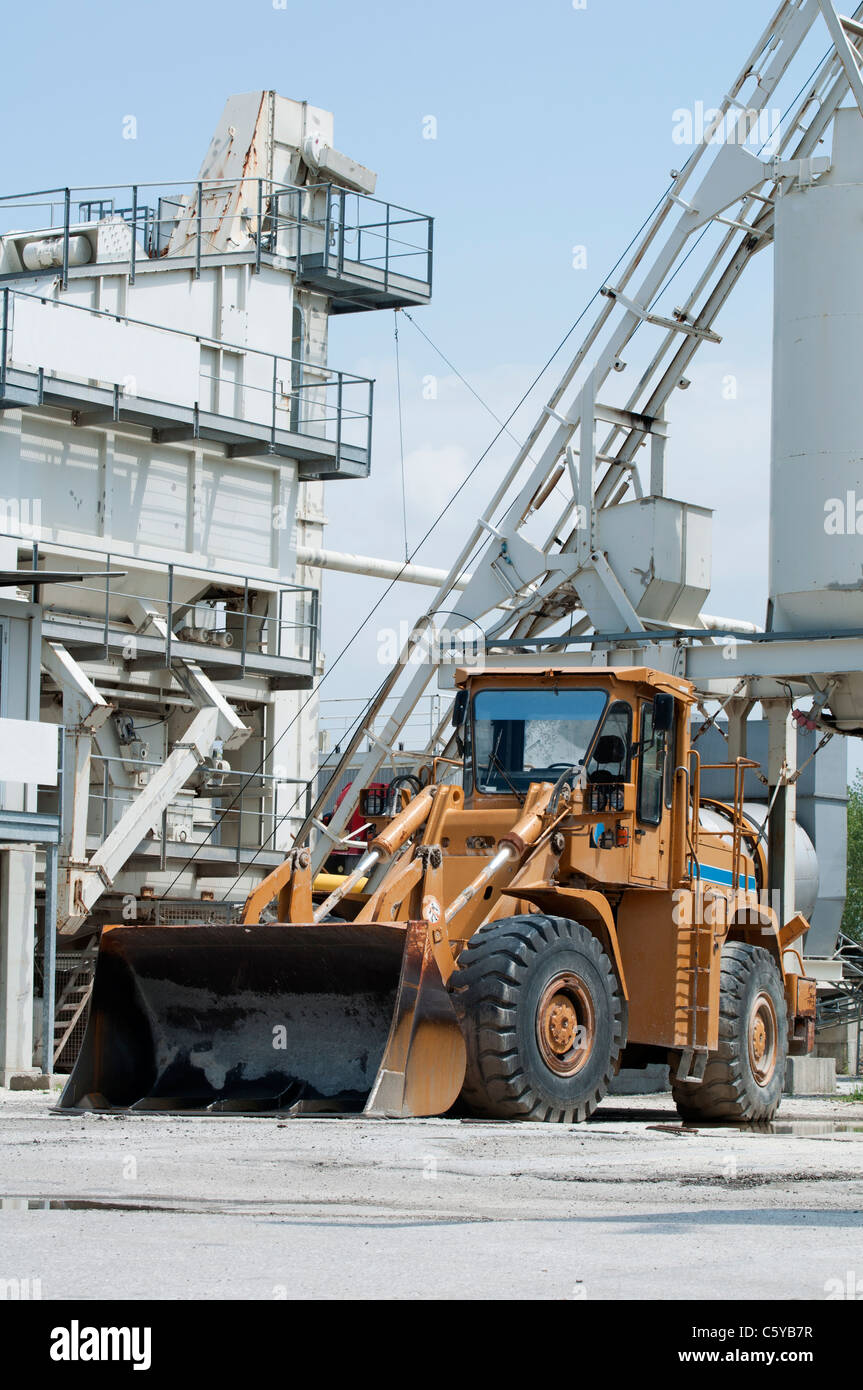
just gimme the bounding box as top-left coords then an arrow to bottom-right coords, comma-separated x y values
2,0 -> 854,771
1,0 -> 773,355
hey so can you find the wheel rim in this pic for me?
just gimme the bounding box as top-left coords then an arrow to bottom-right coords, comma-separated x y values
536,972 -> 595,1077
747,990 -> 778,1086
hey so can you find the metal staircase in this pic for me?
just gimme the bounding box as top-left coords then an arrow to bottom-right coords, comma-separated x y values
301,1 -> 863,874
52,950 -> 97,1069
817,932 -> 863,1027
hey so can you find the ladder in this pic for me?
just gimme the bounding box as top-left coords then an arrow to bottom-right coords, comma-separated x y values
676,908 -> 714,1082
302,0 -> 863,874
53,951 -> 97,1066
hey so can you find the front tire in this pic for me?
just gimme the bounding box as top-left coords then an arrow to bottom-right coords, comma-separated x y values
671,940 -> 787,1123
451,914 -> 625,1122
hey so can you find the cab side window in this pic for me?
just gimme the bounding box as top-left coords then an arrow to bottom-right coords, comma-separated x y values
637,701 -> 665,826
586,701 -> 631,783
663,704 -> 677,809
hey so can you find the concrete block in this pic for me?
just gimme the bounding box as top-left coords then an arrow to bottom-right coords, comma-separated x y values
3,1069 -> 49,1090
783,1055 -> 836,1095
817,1020 -> 862,1075
609,1064 -> 670,1096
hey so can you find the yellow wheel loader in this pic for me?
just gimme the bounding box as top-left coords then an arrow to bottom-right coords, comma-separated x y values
59,665 -> 816,1123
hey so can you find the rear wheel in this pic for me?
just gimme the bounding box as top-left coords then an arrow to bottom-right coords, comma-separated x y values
451,914 -> 625,1122
671,940 -> 787,1123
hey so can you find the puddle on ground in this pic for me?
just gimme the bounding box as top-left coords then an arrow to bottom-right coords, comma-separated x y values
645,1120 -> 863,1137
0,1195 -> 416,1218
587,1106 -> 863,1134
758,1121 -> 863,1136
0,1196 -> 226,1214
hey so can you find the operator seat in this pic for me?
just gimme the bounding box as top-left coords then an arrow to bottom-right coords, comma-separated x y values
587,733 -> 627,784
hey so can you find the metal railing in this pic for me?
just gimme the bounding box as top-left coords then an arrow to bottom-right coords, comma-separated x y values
0,177 -> 433,293
276,184 -> 434,294
4,533 -> 319,675
319,692 -> 446,759
699,758 -> 762,890
88,751 -> 312,865
315,691 -> 458,818
0,286 -> 373,463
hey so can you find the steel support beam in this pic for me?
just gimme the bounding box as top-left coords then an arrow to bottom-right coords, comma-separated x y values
40,641 -> 113,929
763,699 -> 798,932
683,634 -> 863,684
725,697 -> 755,762
817,0 -> 863,116
127,604 -> 249,750
0,846 -> 38,1086
58,705 -> 222,934
45,624 -> 249,934
40,840 -> 58,1074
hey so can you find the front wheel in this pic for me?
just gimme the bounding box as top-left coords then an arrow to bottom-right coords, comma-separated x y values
671,941 -> 788,1123
451,914 -> 625,1122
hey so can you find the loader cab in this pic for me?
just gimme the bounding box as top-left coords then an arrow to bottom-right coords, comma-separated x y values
453,668 -> 690,892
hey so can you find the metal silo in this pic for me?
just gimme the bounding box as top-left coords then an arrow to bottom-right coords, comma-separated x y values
769,107 -> 863,728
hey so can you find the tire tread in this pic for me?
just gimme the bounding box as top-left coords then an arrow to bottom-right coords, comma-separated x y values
671,940 -> 787,1123
453,913 -> 625,1122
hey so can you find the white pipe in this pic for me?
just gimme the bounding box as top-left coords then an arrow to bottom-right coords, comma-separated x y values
295,546 -> 759,636
698,614 -> 763,635
296,545 -> 469,591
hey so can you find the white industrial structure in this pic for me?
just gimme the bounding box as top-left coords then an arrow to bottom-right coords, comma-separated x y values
3,1 -> 863,1084
770,104 -> 863,682
310,0 -> 863,1010
0,91 -> 433,1079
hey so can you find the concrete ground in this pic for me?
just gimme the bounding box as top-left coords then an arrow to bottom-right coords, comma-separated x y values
0,1088 -> 861,1301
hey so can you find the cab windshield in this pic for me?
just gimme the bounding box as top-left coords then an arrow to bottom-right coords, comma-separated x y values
470,687 -> 608,795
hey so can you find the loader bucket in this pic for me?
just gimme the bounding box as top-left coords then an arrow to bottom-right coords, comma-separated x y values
57,918 -> 466,1118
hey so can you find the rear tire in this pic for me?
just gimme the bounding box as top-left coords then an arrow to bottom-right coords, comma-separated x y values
671,940 -> 787,1123
450,914 -> 625,1122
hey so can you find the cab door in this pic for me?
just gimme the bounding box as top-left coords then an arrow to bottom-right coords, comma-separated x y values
630,698 -> 674,886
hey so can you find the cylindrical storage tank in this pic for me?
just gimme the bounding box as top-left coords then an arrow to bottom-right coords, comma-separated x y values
21,234 -> 92,271
697,803 -> 819,921
740,802 -> 819,922
769,108 -> 863,726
